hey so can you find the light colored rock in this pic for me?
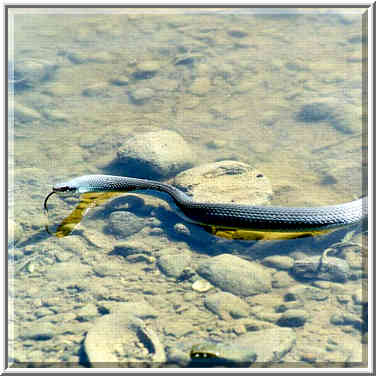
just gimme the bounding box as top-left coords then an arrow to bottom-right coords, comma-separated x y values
192,279 -> 212,293
204,291 -> 249,320
197,254 -> 272,297
157,253 -> 191,278
116,129 -> 194,178
84,312 -> 165,366
172,160 -> 272,205
129,87 -> 155,103
108,211 -> 145,238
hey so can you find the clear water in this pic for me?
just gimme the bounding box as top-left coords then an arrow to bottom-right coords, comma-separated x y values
8,8 -> 368,368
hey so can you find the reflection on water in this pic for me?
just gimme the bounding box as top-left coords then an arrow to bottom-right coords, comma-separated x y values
8,7 -> 368,368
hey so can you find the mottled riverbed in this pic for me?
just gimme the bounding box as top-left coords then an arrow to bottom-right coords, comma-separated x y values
8,7 -> 368,369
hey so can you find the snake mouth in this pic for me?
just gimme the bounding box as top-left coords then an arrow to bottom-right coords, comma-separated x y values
43,186 -> 73,212
43,191 -> 56,212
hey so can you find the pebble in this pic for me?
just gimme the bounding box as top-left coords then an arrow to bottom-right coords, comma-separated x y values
262,255 -> 294,270
129,87 -> 155,104
172,160 -> 272,206
116,129 -> 194,179
107,211 -> 145,238
191,279 -> 212,293
277,309 -> 309,327
173,223 -> 191,237
126,254 -> 155,264
204,292 -> 249,320
110,74 -> 130,86
197,254 -> 272,297
82,83 -> 111,98
132,61 -> 160,80
112,240 -> 154,257
157,253 -> 191,278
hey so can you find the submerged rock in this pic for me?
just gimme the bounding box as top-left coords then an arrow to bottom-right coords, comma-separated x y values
116,129 -> 194,179
84,312 -> 165,367
204,291 -> 249,320
171,160 -> 272,206
296,99 -> 360,134
197,254 -> 272,297
107,211 -> 145,238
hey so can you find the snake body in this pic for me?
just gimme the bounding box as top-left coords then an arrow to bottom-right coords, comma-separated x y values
48,174 -> 367,233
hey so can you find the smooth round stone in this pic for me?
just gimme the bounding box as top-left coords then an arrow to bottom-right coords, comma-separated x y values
197,254 -> 272,297
116,129 -> 194,178
192,279 -> 212,293
108,211 -> 145,238
110,75 -> 130,86
204,291 -> 249,320
132,61 -> 160,80
157,253 -> 191,278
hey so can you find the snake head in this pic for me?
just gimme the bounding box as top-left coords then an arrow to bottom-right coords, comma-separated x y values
44,182 -> 78,212
53,182 -> 77,193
